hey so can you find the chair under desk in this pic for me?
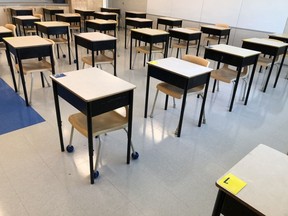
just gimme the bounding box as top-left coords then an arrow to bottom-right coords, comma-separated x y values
157,17 -> 182,31
204,44 -> 260,112
212,144 -> 288,216
129,28 -> 169,70
42,8 -> 64,21
125,18 -> 153,49
3,35 -> 55,106
50,67 -> 136,184
35,21 -> 72,64
242,38 -> 288,92
168,27 -> 202,57
144,57 -> 212,137
74,32 -> 117,75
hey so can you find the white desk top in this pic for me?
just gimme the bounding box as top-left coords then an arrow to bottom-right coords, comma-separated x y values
0,26 -> 12,34
56,13 -> 81,18
76,32 -> 116,42
201,24 -> 230,30
43,8 -> 64,11
269,33 -> 288,39
13,15 -> 40,20
170,27 -> 201,34
86,19 -> 117,25
243,38 -> 288,48
209,44 -> 260,57
126,11 -> 146,14
125,17 -> 152,22
148,57 -> 212,78
50,68 -> 136,102
94,11 -> 118,16
216,144 -> 288,216
35,21 -> 70,27
158,17 -> 182,21
3,35 -> 52,48
131,28 -> 169,36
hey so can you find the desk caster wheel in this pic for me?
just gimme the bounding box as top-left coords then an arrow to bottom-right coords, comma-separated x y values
74,59 -> 77,64
94,171 -> 99,179
66,145 -> 74,153
131,152 -> 139,160
62,54 -> 66,58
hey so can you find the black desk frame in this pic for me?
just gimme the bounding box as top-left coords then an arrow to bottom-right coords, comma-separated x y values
144,62 -> 211,137
157,18 -> 182,31
85,20 -> 117,37
242,41 -> 288,92
51,76 -> 134,184
14,17 -> 40,36
74,34 -> 117,76
129,30 -> 169,69
204,47 -> 259,112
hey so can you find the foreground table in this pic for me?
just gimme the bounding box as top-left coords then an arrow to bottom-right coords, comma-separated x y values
50,68 -> 136,184
204,44 -> 260,112
144,57 -> 212,137
212,144 -> 288,216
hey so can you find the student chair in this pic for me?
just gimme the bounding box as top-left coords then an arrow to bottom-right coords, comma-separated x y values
211,64 -> 250,103
203,23 -> 229,46
66,106 -> 139,179
150,54 -> 210,124
16,39 -> 56,104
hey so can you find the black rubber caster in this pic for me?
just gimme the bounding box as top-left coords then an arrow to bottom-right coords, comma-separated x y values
66,145 -> 74,153
94,171 -> 99,179
63,54 -> 66,58
131,152 -> 139,160
74,59 -> 77,64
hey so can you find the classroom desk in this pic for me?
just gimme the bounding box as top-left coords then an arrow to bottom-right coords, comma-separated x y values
13,15 -> 41,36
50,67 -> 136,184
85,19 -> 117,37
100,7 -> 121,30
157,17 -> 182,31
168,27 -> 202,57
125,18 -> 153,49
125,11 -> 146,19
93,12 -> 118,22
55,13 -> 81,32
144,57 -> 212,137
42,8 -> 64,21
242,38 -> 288,92
129,28 -> 169,70
35,21 -> 71,64
3,36 -> 55,106
204,44 -> 260,112
74,32 -> 117,75
200,24 -> 231,45
212,144 -> 288,216
268,33 -> 288,43
74,9 -> 95,31
10,8 -> 33,23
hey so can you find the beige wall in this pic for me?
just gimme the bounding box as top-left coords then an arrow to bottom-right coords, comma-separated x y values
69,0 -> 103,12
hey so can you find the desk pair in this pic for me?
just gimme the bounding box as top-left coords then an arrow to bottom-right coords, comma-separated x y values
3,36 -> 55,106
13,15 -> 41,36
85,19 -> 117,37
51,67 -> 136,184
144,57 -> 212,137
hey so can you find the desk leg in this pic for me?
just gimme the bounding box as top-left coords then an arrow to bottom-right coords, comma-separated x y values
144,74 -> 150,118
5,49 -> 18,92
86,104 -> 95,184
114,46 -> 117,76
68,32 -> 71,65
52,82 -> 65,152
75,42 -> 79,70
198,74 -> 210,127
212,190 -> 226,216
196,36 -> 201,56
18,60 -> 29,106
273,47 -> 287,88
229,67 -> 241,112
262,56 -> 276,93
125,24 -> 127,49
244,58 -> 258,105
129,36 -> 133,69
127,91 -> 133,164
176,87 -> 188,137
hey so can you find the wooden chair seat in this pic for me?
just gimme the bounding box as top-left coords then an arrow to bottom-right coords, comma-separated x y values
136,45 -> 164,54
68,110 -> 128,138
16,60 -> 52,74
81,53 -> 114,66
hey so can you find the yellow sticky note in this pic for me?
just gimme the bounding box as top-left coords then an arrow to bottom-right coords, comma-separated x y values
149,60 -> 157,65
217,173 -> 247,195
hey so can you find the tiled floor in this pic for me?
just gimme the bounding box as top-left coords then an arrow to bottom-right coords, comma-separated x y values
0,29 -> 288,216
